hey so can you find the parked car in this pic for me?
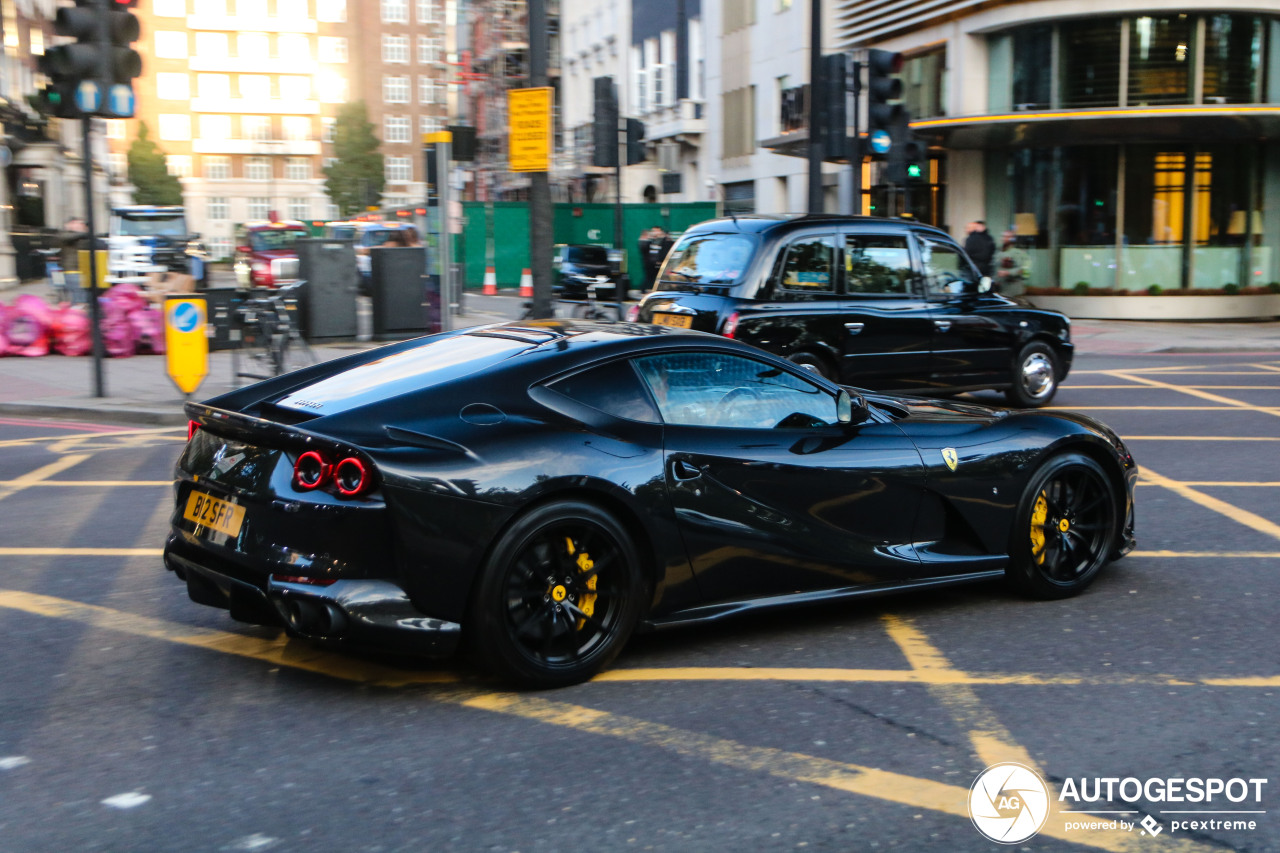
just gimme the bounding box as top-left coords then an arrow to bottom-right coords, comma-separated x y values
553,243 -> 624,299
166,320 -> 1135,687
233,220 -> 310,288
633,215 -> 1074,407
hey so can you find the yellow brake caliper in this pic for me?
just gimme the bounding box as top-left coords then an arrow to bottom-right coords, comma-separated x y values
1030,491 -> 1048,565
565,537 -> 598,630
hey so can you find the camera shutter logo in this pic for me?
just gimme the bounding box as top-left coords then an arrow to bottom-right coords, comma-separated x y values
969,762 -> 1051,844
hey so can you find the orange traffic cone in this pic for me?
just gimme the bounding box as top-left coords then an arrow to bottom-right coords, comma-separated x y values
482,266 -> 497,295
518,268 -> 533,297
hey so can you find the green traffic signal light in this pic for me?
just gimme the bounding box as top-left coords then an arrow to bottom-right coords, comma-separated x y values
906,163 -> 923,180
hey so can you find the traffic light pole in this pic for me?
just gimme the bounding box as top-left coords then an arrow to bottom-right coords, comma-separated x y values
82,116 -> 105,397
850,59 -> 861,215
527,0 -> 552,319
806,0 -> 823,213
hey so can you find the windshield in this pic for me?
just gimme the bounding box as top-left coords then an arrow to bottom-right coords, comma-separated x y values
326,225 -> 356,240
659,234 -> 756,286
564,246 -> 608,265
249,229 -> 307,252
118,213 -> 187,238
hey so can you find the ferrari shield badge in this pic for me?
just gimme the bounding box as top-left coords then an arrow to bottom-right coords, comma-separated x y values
941,447 -> 958,471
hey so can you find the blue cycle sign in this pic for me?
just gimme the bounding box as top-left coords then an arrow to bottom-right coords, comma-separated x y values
170,301 -> 202,333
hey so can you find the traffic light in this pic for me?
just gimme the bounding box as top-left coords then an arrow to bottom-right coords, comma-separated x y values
903,134 -> 928,182
105,0 -> 142,86
864,49 -> 903,161
37,0 -> 100,117
592,77 -> 618,168
625,118 -> 646,165
35,0 -> 140,119
819,53 -> 849,160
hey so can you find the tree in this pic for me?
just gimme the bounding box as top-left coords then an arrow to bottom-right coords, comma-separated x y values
127,121 -> 183,205
324,101 -> 385,217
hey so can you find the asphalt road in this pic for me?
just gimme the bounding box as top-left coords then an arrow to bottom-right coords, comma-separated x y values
0,352 -> 1277,852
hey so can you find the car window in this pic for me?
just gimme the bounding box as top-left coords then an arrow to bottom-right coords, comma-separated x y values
776,235 -> 835,295
845,235 -> 913,294
633,352 -> 839,429
565,246 -> 608,265
660,234 -> 755,285
249,229 -> 307,252
548,360 -> 661,423
917,235 -> 980,295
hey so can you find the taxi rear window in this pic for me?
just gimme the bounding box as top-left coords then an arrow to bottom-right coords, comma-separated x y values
659,234 -> 756,285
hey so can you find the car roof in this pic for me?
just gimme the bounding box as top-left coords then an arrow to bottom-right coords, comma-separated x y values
240,220 -> 309,231
682,214 -> 951,239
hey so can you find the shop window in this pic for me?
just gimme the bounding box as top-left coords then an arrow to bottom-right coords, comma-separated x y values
1128,16 -> 1193,106
1203,15 -> 1263,104
1059,19 -> 1121,107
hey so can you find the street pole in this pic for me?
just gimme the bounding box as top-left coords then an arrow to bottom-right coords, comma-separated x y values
82,115 -> 105,397
527,0 -> 553,319
806,0 -> 823,213
850,59 -> 861,216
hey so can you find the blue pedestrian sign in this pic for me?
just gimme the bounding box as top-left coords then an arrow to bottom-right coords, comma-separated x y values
171,301 -> 202,333
75,80 -> 102,113
869,129 -> 892,156
106,84 -> 135,118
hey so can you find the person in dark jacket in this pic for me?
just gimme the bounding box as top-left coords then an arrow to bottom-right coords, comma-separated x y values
963,220 -> 996,278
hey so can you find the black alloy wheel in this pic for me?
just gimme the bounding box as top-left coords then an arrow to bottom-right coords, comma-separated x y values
1007,452 -> 1118,599
1005,341 -> 1059,407
470,500 -> 644,687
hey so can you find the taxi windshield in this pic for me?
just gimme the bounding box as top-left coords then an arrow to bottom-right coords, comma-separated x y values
658,234 -> 756,286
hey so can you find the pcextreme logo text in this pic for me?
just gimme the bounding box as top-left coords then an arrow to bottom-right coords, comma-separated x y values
968,762 -> 1269,844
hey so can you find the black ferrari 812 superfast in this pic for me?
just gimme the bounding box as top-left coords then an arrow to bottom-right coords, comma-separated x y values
166,321 -> 1136,686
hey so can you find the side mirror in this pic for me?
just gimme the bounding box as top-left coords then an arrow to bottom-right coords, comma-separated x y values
836,389 -> 869,424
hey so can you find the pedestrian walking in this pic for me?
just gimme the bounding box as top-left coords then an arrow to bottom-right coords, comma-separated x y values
963,220 -> 996,278
993,230 -> 1032,296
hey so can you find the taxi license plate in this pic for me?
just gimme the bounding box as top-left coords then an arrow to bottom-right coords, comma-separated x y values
184,490 -> 246,538
652,313 -> 693,329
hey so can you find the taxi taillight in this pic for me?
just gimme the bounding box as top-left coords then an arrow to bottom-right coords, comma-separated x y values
721,311 -> 740,339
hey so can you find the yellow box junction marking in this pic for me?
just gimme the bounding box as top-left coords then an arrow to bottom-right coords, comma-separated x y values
0,454 -> 88,504
1141,465 -> 1280,542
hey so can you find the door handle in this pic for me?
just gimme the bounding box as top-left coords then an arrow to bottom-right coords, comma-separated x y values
934,319 -> 952,332
671,460 -> 702,481
844,322 -> 865,334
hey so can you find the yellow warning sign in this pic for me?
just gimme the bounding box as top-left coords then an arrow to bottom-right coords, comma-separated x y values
508,87 -> 553,173
164,295 -> 208,395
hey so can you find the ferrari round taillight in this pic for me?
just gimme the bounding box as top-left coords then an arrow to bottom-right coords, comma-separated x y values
334,457 -> 370,497
294,451 -> 331,490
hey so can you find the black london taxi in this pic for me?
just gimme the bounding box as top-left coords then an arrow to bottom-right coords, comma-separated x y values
633,214 -> 1073,407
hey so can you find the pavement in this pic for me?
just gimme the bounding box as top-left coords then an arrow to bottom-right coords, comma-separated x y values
1,277 -> 1277,426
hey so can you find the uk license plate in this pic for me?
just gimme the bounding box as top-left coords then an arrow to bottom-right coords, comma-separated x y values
652,313 -> 693,329
184,490 -> 246,538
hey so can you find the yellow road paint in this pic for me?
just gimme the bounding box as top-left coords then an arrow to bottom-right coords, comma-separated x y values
1130,550 -> 1280,558
1141,466 -> 1280,542
0,548 -> 165,557
0,454 -> 90,503
1064,385 -> 1280,390
1250,363 -> 1280,373
0,426 -> 183,448
1108,370 -> 1280,418
1050,406 -> 1276,411
1136,482 -> 1280,487
0,480 -> 172,487
1123,435 -> 1280,441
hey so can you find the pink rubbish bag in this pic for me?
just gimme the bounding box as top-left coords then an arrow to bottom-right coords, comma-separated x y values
6,294 -> 52,357
98,295 -> 138,358
50,303 -> 92,356
130,305 -> 166,354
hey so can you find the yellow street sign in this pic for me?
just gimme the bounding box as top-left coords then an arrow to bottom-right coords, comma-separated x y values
508,87 -> 553,173
76,249 -> 108,289
164,295 -> 209,395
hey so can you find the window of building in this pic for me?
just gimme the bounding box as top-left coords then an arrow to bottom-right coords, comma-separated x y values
159,114 -> 191,141
203,155 -> 230,179
209,237 -> 234,260
208,197 -> 230,221
248,198 -> 270,220
322,117 -> 337,142
194,31 -> 229,59
280,76 -> 311,101
381,0 -> 407,24
199,115 -> 232,139
239,74 -> 270,100
318,73 -> 349,103
103,119 -> 126,139
156,72 -> 190,100
1011,24 -> 1053,110
1203,14 -> 1263,104
418,0 -> 439,23
319,36 -> 347,63
902,47 -> 946,119
279,34 -> 310,63
154,31 -> 188,59
285,157 -> 311,180
234,0 -> 255,16
1128,16 -> 1193,106
246,157 -> 272,181
243,115 -> 272,141
197,73 -> 231,100
418,75 -> 438,104
277,0 -> 307,19
1059,19 -> 1121,107
283,116 -> 311,141
722,86 -> 754,159
194,0 -> 225,15
154,0 -> 186,16
166,155 -> 192,178
108,152 -> 128,178
418,36 -> 440,64
383,35 -> 409,64
386,156 -> 412,182
237,32 -> 268,58
316,0 -> 345,22
723,0 -> 755,34
288,197 -> 310,221
383,75 -> 410,103
323,157 -> 338,170
325,202 -> 340,220
420,115 -> 442,135
385,115 -> 411,143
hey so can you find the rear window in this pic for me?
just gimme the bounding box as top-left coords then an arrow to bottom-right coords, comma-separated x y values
275,333 -> 531,416
250,229 -> 307,252
565,245 -> 608,265
118,213 -> 187,238
659,234 -> 755,286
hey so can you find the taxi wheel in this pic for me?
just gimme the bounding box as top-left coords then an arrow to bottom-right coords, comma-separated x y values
787,351 -> 835,380
1005,342 -> 1059,407
468,500 -> 643,687
1007,452 -> 1118,600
